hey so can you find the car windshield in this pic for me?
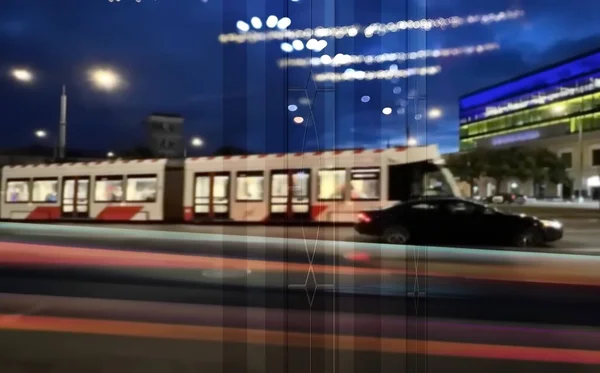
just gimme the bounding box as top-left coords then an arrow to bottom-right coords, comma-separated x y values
417,167 -> 456,197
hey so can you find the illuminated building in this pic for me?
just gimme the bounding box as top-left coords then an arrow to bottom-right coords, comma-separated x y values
459,48 -> 600,199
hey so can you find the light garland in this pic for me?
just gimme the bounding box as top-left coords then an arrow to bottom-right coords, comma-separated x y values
278,43 -> 499,68
218,10 -> 524,44
312,66 -> 441,83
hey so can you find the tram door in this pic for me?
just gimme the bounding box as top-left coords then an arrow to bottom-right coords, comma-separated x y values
61,177 -> 90,218
193,172 -> 230,220
270,169 -> 310,220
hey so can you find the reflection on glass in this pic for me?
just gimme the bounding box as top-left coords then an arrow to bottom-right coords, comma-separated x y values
236,175 -> 263,201
95,178 -> 123,202
126,176 -> 157,201
350,168 -> 380,200
5,181 -> 29,202
318,170 -> 346,200
32,179 -> 58,202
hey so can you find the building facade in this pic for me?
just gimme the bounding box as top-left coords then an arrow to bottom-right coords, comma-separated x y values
458,48 -> 600,199
145,113 -> 185,158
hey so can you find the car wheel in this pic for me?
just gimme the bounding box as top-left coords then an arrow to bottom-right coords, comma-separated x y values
382,226 -> 410,245
514,228 -> 543,248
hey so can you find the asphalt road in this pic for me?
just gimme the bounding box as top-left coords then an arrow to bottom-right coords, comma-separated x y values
1,222 -> 600,371
14,217 -> 598,253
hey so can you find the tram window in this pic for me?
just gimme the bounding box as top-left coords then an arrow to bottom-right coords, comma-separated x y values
318,169 -> 346,201
5,180 -> 29,203
126,175 -> 158,202
32,179 -> 58,203
350,168 -> 380,200
271,174 -> 288,197
95,176 -> 124,202
236,172 -> 264,201
292,171 -> 309,199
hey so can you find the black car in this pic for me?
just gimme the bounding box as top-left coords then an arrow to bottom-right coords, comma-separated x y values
355,197 -> 562,247
485,193 -> 527,205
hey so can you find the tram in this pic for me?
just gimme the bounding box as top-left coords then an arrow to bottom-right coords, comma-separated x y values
0,145 -> 460,223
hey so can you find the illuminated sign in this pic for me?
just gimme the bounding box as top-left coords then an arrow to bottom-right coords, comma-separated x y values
460,49 -> 600,110
483,79 -> 600,117
491,130 -> 540,146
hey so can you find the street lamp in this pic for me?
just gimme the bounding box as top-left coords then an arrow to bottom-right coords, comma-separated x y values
88,68 -> 122,91
428,108 -> 442,119
407,137 -> 418,146
33,129 -> 57,159
11,68 -> 33,83
35,130 -> 47,138
191,137 -> 203,147
184,137 -> 204,157
107,151 -> 115,158
10,65 -> 123,161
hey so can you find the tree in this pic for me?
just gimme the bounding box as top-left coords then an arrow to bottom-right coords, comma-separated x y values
484,147 -> 514,191
446,149 -> 487,196
530,147 -> 569,197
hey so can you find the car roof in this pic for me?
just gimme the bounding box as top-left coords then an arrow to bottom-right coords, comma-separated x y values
398,196 -> 485,208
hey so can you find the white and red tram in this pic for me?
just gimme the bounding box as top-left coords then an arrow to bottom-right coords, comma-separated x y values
0,145 -> 460,223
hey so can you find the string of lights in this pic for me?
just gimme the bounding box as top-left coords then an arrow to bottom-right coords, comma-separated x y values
218,10 -> 524,44
312,66 -> 441,83
278,42 -> 499,68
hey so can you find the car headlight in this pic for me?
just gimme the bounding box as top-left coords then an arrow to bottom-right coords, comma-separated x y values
541,219 -> 562,229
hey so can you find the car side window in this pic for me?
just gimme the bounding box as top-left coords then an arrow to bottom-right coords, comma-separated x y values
410,202 -> 439,210
445,202 -> 477,215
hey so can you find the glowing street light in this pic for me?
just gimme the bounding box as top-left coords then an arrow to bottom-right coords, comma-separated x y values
407,137 -> 418,146
34,129 -> 47,138
382,107 -> 392,115
88,68 -> 121,91
107,151 -> 115,158
11,68 -> 33,82
293,116 -> 304,124
428,108 -> 442,119
191,137 -> 203,147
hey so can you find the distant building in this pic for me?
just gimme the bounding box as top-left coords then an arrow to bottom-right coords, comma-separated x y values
458,47 -> 600,199
144,113 -> 184,158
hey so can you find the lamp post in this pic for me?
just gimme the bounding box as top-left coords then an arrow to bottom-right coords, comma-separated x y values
184,137 -> 204,157
10,66 -> 123,161
34,129 -> 58,160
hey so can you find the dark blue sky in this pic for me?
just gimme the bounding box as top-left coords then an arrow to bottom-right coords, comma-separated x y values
1,0 -> 599,155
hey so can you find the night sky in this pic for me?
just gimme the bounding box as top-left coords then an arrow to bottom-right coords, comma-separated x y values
1,0 -> 599,155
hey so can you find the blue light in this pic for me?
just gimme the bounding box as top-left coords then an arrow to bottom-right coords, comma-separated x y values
461,50 -> 600,110
287,104 -> 298,112
491,130 -> 540,146
361,95 -> 370,103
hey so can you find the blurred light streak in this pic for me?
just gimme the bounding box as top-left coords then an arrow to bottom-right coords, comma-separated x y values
0,241 -> 397,276
218,10 -> 524,44
2,315 -> 600,364
278,43 -> 499,68
313,66 -> 441,83
2,240 -> 600,286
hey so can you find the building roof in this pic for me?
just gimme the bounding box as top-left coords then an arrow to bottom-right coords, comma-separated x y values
459,47 -> 600,110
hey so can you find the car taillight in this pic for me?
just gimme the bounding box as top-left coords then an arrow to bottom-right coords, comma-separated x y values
357,212 -> 371,223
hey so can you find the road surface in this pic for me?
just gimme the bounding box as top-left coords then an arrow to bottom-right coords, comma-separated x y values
3,217 -> 596,253
1,222 -> 600,372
